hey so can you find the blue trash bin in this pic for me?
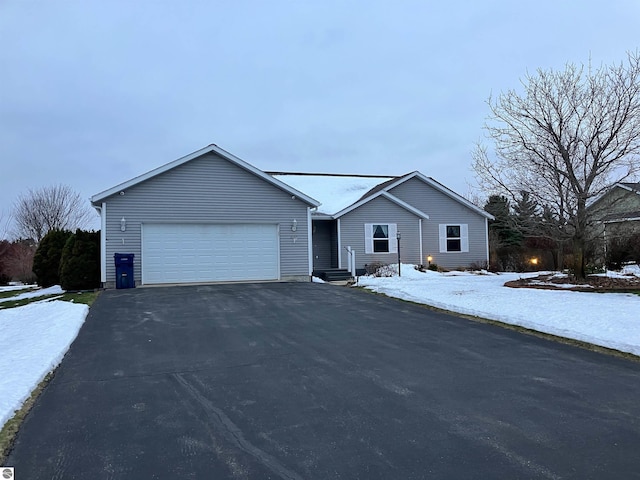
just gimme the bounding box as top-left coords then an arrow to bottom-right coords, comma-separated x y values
114,253 -> 135,289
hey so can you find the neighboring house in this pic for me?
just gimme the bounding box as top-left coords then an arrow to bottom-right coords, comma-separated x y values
271,172 -> 494,276
91,144 -> 320,287
91,145 -> 494,287
588,182 -> 640,259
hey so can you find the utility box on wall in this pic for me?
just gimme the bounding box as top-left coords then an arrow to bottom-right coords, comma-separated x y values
114,253 -> 135,289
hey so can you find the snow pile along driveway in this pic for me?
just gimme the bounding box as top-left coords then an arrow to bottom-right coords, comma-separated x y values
0,300 -> 88,428
358,266 -> 640,356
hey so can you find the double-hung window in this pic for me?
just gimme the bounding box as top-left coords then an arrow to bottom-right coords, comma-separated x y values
365,223 -> 398,254
439,224 -> 469,253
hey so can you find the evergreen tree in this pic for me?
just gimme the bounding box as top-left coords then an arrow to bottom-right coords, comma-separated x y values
60,230 -> 100,290
32,229 -> 73,287
513,191 -> 539,235
484,195 -> 522,247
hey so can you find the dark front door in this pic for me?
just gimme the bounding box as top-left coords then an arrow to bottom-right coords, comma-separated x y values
312,220 -> 337,271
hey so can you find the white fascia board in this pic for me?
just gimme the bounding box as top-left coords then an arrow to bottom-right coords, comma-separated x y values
616,183 -> 640,194
310,212 -> 334,220
91,144 -> 321,208
333,190 -> 429,219
603,216 -> 640,223
383,171 -> 495,220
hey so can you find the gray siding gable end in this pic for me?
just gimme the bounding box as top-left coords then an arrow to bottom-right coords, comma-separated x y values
91,144 -> 320,208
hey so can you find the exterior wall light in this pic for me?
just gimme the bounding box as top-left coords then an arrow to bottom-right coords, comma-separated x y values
120,217 -> 126,232
292,219 -> 297,232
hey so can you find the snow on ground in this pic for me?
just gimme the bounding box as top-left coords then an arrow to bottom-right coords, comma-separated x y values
0,299 -> 88,429
0,284 -> 36,293
0,285 -> 64,303
358,265 -> 640,356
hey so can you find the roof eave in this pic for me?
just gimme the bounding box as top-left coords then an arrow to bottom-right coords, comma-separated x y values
333,190 -> 430,219
381,171 -> 494,220
91,144 -> 321,207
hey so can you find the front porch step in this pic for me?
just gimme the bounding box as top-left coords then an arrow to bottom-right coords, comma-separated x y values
314,268 -> 353,282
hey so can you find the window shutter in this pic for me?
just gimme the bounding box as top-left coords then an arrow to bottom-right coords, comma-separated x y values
461,224 -> 469,252
389,223 -> 398,253
364,224 -> 373,254
438,224 -> 447,253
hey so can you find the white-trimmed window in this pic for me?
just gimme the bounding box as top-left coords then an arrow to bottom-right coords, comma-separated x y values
365,223 -> 398,254
439,224 -> 469,253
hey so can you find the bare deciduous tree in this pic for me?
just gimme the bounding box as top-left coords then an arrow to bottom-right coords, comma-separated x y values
0,209 -> 11,241
12,184 -> 95,242
473,52 -> 640,278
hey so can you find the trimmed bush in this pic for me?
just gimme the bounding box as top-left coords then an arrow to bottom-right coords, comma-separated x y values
606,233 -> 640,270
33,230 -> 73,287
60,230 -> 100,290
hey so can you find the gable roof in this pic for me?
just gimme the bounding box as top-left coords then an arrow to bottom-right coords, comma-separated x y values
359,171 -> 494,220
588,182 -> 640,209
333,190 -> 430,219
91,144 -> 320,207
273,170 -> 492,220
270,173 -> 396,215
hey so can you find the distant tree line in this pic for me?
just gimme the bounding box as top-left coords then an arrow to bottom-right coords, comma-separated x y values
0,184 -> 98,289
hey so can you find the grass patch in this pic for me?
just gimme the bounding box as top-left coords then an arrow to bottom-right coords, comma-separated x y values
60,290 -> 100,306
0,290 -> 100,310
0,288 -> 36,300
0,294 -> 64,309
0,372 -> 54,464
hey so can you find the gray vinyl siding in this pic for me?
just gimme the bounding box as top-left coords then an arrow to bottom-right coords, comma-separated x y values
102,152 -> 310,285
389,178 -> 489,268
339,196 -> 421,269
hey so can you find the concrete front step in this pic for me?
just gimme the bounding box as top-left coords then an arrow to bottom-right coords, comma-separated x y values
314,269 -> 353,282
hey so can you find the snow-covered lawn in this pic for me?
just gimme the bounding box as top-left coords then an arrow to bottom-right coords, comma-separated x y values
0,285 -> 64,303
358,265 -> 640,357
0,287 -> 88,430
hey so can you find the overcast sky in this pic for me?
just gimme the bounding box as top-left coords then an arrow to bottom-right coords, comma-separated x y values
1,1 -> 639,233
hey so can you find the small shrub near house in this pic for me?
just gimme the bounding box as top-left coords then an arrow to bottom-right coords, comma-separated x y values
60,230 -> 100,291
606,234 -> 640,270
364,263 -> 399,277
32,230 -> 73,287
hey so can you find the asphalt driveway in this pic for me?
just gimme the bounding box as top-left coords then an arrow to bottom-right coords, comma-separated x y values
7,282 -> 640,479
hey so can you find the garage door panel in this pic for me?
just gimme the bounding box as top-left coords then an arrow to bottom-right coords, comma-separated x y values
142,223 -> 279,284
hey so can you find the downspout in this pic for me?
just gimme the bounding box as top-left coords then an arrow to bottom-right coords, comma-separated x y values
419,218 -> 423,265
485,217 -> 490,266
337,218 -> 342,269
307,207 -> 313,279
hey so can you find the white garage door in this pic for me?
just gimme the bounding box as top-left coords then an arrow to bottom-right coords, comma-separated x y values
142,223 -> 279,284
